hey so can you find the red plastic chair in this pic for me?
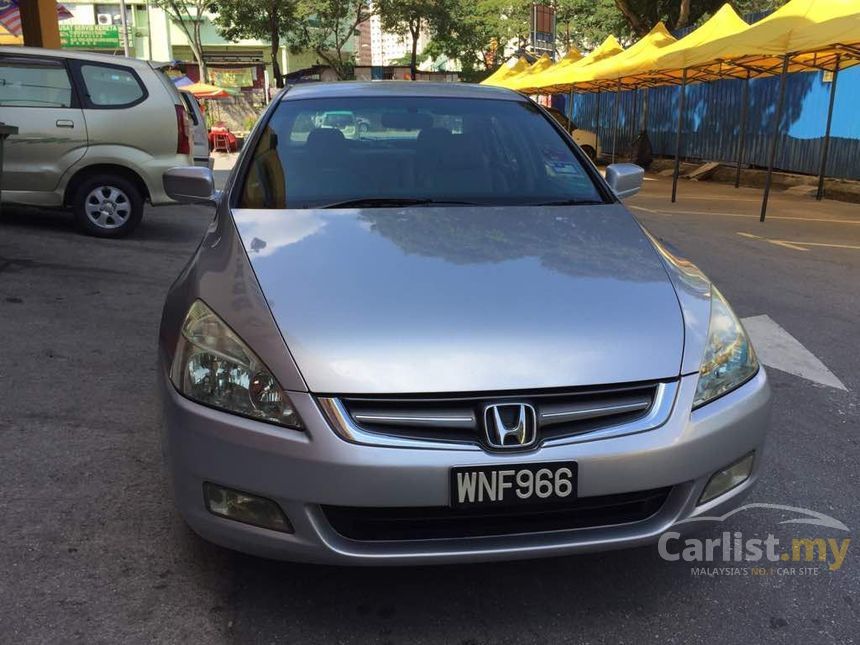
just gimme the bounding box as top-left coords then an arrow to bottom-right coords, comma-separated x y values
211,132 -> 232,153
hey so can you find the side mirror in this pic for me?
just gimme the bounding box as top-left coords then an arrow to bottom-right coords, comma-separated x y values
163,166 -> 216,203
605,163 -> 644,200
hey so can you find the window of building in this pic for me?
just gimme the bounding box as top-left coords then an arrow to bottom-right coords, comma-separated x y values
94,3 -> 133,25
0,58 -> 72,108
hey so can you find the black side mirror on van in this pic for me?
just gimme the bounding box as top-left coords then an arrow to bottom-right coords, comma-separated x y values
163,166 -> 216,204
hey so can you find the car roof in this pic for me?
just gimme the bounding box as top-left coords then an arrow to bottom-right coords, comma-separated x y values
282,81 -> 526,102
0,46 -> 159,70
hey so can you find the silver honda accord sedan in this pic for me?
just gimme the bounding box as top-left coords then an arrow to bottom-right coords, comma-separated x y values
158,82 -> 771,564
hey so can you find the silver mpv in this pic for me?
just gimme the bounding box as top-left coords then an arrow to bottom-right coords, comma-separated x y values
159,82 -> 771,565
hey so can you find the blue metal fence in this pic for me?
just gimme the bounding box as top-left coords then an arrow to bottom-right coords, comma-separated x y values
562,64 -> 860,180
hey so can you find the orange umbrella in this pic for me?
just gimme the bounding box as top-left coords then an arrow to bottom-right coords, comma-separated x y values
181,82 -> 230,99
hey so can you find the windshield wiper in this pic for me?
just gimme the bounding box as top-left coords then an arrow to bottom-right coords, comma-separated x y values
318,197 -> 479,209
530,199 -> 605,206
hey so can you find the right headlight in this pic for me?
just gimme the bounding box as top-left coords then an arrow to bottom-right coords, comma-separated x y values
693,287 -> 759,409
169,300 -> 304,429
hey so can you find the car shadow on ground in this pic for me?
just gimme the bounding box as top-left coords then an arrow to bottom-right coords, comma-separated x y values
0,204 -> 214,246
0,205 -> 77,235
206,538 -> 702,641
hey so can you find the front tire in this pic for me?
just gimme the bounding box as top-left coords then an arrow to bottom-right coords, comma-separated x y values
72,175 -> 143,238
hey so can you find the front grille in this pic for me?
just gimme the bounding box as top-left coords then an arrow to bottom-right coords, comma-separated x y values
322,487 -> 671,541
332,382 -> 661,447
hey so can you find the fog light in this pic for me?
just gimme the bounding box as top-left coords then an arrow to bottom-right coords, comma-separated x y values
698,452 -> 755,505
203,483 -> 293,533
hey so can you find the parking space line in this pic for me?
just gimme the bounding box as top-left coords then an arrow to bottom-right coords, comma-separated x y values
789,240 -> 860,250
741,315 -> 847,391
771,240 -> 811,251
737,231 -> 860,251
631,204 -> 860,225
737,232 -> 809,251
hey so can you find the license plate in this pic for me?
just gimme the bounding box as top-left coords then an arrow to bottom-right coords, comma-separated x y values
450,461 -> 578,509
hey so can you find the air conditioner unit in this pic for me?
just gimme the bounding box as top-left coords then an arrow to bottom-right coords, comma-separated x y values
97,13 -> 112,25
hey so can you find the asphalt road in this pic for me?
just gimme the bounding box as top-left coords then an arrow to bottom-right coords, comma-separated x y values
1,176 -> 857,644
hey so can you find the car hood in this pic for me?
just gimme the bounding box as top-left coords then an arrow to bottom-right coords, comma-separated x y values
232,205 -> 684,394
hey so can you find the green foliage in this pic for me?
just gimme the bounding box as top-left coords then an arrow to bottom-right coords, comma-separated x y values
731,0 -> 789,16
153,0 -> 211,81
553,0 -> 633,50
611,0 -> 725,35
425,0 -> 790,77
200,0 -> 791,84
210,0 -> 295,42
425,0 -> 532,77
209,0 -> 296,87
376,0 -> 454,76
287,0 -> 370,80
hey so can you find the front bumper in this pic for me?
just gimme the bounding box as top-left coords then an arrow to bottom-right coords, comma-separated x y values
160,369 -> 771,565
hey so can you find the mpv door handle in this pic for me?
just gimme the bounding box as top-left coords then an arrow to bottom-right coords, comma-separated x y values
56,120 -> 75,128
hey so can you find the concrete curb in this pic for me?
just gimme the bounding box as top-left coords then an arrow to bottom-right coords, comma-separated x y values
646,158 -> 860,204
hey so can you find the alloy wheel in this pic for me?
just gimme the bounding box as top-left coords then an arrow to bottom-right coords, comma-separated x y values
84,185 -> 132,229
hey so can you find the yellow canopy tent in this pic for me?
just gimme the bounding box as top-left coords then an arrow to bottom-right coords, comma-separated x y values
640,0 -> 860,216
550,24 -> 675,162
495,53 -> 554,89
558,46 -> 584,65
602,5 -> 751,88
667,0 -> 860,78
480,56 -> 530,86
569,6 -> 751,201
505,46 -> 583,93
565,23 -> 677,92
517,35 -> 624,94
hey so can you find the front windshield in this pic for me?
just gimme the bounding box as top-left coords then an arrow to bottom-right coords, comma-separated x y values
239,95 -> 604,209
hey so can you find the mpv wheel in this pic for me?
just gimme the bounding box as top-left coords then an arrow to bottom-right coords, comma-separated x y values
73,176 -> 143,238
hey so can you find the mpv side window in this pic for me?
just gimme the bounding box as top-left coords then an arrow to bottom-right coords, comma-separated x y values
79,64 -> 145,107
0,58 -> 73,108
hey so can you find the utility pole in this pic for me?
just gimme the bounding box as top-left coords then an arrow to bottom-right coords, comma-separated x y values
144,0 -> 153,60
119,0 -> 130,57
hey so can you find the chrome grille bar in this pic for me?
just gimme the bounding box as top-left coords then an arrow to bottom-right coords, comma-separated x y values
352,412 -> 476,428
539,397 -> 652,426
318,381 -> 678,451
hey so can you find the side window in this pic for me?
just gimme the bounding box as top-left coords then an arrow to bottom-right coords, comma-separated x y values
79,64 -> 145,107
0,59 -> 73,108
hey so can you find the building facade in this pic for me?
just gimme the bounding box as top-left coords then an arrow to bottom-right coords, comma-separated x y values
366,12 -> 429,68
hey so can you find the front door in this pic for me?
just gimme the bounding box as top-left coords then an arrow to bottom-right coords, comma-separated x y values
0,55 -> 87,193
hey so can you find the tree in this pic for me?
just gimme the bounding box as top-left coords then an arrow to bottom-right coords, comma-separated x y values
552,0 -> 631,51
153,0 -> 211,82
287,0 -> 371,80
731,0 -> 788,16
375,0 -> 454,80
211,0 -> 297,88
425,0 -> 532,80
612,0 -> 725,36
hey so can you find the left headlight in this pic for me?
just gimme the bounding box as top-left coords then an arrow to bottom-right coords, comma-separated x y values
693,287 -> 759,409
169,300 -> 304,429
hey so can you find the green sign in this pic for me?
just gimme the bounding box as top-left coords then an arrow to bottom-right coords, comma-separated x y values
60,25 -> 121,50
